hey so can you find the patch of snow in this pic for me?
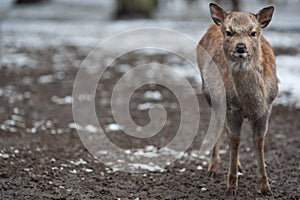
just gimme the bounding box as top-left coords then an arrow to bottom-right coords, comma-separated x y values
116,64 -> 132,73
69,123 -> 99,133
124,149 -> 132,154
84,124 -> 98,133
51,96 -> 72,105
97,150 -> 108,155
145,145 -> 156,151
68,122 -> 77,129
82,168 -> 93,173
3,119 -> 16,126
0,53 -> 36,68
172,64 -> 202,85
77,93 -> 93,102
275,55 -> 300,108
22,76 -> 33,85
55,71 -> 66,80
70,158 -> 87,166
238,172 -> 244,176
61,163 -> 69,168
137,102 -> 154,111
204,150 -> 210,156
144,90 -> 162,100
197,165 -> 203,170
30,127 -> 37,134
0,86 -> 24,103
105,123 -> 120,132
160,147 -> 184,157
13,107 -> 20,114
38,75 -> 55,84
266,32 -> 300,49
219,149 -> 227,155
202,161 -> 208,166
0,153 -> 9,159
69,169 -> 78,174
102,71 -> 112,80
133,151 -> 159,158
125,145 -> 184,159
178,168 -> 186,172
11,114 -> 23,122
129,163 -> 165,172
9,127 -> 17,132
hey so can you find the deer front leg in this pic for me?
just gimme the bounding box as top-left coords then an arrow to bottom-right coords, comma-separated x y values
252,112 -> 272,196
226,112 -> 243,196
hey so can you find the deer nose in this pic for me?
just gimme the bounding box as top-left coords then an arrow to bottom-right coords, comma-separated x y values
236,43 -> 246,53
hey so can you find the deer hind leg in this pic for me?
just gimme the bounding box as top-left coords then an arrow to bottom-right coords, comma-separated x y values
226,112 -> 243,196
237,155 -> 243,173
204,89 -> 222,177
208,129 -> 224,177
252,112 -> 272,196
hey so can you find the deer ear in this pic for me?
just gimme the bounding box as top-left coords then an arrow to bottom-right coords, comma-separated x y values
256,6 -> 274,28
209,3 -> 227,26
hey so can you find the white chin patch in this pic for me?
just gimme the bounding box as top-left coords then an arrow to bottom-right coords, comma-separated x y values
232,52 -> 248,58
229,60 -> 251,71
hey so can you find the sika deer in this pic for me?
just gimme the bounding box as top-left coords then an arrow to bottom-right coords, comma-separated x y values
197,3 -> 278,196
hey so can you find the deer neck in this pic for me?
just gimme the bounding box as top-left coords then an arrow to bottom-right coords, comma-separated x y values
229,52 -> 267,119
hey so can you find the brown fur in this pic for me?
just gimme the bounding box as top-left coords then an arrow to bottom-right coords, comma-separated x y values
197,3 -> 278,196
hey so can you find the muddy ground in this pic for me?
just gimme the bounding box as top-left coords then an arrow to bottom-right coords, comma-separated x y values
0,43 -> 299,200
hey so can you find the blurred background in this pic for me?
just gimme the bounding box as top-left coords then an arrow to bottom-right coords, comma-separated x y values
1,0 -> 300,108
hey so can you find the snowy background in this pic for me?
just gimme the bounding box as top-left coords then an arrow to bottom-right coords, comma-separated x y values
1,0 -> 300,108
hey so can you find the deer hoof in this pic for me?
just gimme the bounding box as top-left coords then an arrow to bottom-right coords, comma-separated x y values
226,188 -> 238,196
238,165 -> 243,174
208,172 -> 217,178
261,189 -> 273,196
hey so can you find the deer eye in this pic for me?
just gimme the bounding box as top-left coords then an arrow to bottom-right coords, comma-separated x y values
250,31 -> 257,37
226,31 -> 233,37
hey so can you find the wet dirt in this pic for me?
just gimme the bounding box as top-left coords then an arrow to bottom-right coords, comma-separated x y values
0,46 -> 299,200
